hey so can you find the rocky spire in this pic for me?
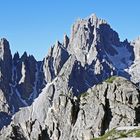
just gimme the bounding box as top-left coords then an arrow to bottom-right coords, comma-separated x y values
68,14 -> 121,66
88,13 -> 107,27
13,52 -> 20,65
0,38 -> 12,61
0,38 -> 12,116
0,38 -> 12,82
63,34 -> 69,48
21,51 -> 28,60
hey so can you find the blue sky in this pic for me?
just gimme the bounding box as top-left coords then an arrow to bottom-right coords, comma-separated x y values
0,0 -> 140,60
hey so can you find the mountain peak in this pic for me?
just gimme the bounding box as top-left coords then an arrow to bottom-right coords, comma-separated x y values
69,14 -> 121,65
21,51 -> 28,59
55,40 -> 61,47
63,34 -> 69,48
0,38 -> 10,49
89,13 -> 97,20
0,38 -> 9,43
0,38 -> 11,61
88,13 -> 107,27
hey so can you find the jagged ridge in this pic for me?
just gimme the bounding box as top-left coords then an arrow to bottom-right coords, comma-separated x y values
0,14 -> 140,139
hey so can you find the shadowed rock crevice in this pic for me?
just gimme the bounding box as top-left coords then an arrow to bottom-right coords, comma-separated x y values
100,85 -> 113,135
71,98 -> 80,125
101,98 -> 113,135
9,125 -> 27,140
135,106 -> 140,124
38,128 -> 50,140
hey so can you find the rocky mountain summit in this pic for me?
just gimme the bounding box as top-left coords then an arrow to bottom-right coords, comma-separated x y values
0,14 -> 140,140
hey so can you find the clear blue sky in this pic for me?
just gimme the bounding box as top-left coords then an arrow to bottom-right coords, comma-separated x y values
0,0 -> 140,60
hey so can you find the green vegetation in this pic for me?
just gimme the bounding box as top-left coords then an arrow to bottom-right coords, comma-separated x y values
119,132 -> 127,138
80,92 -> 89,98
92,129 -> 115,140
105,76 -> 116,83
92,128 -> 140,140
135,130 -> 140,137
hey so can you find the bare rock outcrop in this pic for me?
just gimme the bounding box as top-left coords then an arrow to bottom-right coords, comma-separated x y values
1,77 -> 140,140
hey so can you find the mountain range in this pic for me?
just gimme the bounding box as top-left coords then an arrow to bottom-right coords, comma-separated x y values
0,14 -> 140,140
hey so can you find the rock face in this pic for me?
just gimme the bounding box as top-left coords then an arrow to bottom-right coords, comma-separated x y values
0,39 -> 44,129
70,77 -> 140,139
43,41 -> 69,83
1,77 -> 140,140
0,39 -> 12,128
0,14 -> 140,139
127,37 -> 140,83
